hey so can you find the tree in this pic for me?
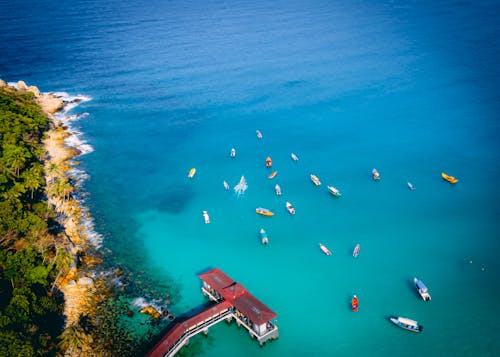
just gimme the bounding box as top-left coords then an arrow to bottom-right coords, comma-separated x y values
22,163 -> 44,199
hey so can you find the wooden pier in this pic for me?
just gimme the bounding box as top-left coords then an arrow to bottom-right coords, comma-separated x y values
147,268 -> 278,357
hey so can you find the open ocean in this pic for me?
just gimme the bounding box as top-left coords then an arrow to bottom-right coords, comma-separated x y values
1,0 -> 500,356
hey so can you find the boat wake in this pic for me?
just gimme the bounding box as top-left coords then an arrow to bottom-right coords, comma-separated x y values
234,175 -> 248,196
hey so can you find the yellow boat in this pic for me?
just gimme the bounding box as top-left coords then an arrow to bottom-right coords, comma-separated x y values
442,172 -> 458,184
310,174 -> 321,186
256,207 -> 274,216
188,168 -> 196,178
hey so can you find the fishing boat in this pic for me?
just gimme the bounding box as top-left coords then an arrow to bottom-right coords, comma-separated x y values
442,172 -> 458,184
372,168 -> 380,181
414,278 -> 431,301
256,130 -> 263,139
223,181 -> 230,190
265,157 -> 272,167
291,153 -> 299,162
256,207 -> 274,216
285,201 -> 295,215
310,174 -> 321,186
275,184 -> 282,196
389,317 -> 423,333
407,181 -> 416,191
230,148 -> 236,158
319,243 -> 332,256
259,228 -> 268,244
202,210 -> 210,224
353,243 -> 360,257
268,171 -> 278,179
188,168 -> 196,178
327,185 -> 341,197
351,295 -> 359,312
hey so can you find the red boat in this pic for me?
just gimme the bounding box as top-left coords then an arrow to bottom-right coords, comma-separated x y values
351,295 -> 359,312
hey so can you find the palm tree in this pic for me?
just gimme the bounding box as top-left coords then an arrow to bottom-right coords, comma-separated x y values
22,164 -> 44,199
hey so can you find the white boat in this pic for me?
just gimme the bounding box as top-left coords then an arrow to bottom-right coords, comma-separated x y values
256,130 -> 263,139
275,184 -> 282,196
260,228 -> 268,244
327,185 -> 341,197
353,243 -> 360,257
230,148 -> 236,158
202,210 -> 210,224
407,181 -> 416,191
223,181 -> 230,190
319,243 -> 332,256
389,317 -> 423,333
372,168 -> 380,181
291,153 -> 299,162
286,201 -> 295,215
310,174 -> 321,186
414,277 -> 431,301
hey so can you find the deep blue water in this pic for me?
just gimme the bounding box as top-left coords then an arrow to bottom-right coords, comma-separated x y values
1,0 -> 500,356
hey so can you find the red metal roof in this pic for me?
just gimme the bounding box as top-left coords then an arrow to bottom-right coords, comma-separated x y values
147,300 -> 232,357
232,292 -> 277,325
198,267 -> 234,292
199,268 -> 277,325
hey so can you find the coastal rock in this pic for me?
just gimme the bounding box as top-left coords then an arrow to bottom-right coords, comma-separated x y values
0,79 -> 6,87
17,80 -> 28,91
140,305 -> 161,319
78,277 -> 94,286
27,85 -> 40,97
36,93 -> 64,114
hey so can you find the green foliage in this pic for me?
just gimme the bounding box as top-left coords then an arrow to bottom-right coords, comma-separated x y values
0,87 -> 64,356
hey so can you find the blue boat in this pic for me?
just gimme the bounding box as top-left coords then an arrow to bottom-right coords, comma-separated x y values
414,277 -> 431,301
389,317 -> 423,333
260,228 -> 268,244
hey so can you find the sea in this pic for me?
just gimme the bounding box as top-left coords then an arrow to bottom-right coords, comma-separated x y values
1,0 -> 499,356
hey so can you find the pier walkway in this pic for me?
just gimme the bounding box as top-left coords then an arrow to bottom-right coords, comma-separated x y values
147,268 -> 278,357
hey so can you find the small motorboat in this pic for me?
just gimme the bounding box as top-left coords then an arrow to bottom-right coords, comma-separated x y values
275,184 -> 282,196
407,181 -> 416,191
327,185 -> 341,197
188,168 -> 196,178
223,181 -> 230,190
260,228 -> 268,244
319,243 -> 332,256
268,171 -> 278,179
256,130 -> 263,139
230,148 -> 236,158
291,153 -> 299,162
310,174 -> 321,186
353,243 -> 360,257
285,201 -> 295,215
442,172 -> 458,184
202,210 -> 210,224
372,168 -> 380,181
414,277 -> 431,301
265,157 -> 272,167
389,316 -> 423,333
256,207 -> 274,216
351,295 -> 359,312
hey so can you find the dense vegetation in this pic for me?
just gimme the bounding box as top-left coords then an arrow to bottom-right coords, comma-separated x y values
0,87 -> 70,356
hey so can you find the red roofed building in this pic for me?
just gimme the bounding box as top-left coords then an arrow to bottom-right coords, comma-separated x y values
199,268 -> 278,341
146,268 -> 278,357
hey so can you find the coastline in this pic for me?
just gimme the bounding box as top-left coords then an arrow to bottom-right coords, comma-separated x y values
2,80 -> 103,354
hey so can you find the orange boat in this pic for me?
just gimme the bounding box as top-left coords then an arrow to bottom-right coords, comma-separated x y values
256,207 -> 274,216
265,157 -> 272,167
268,171 -> 278,179
351,295 -> 359,312
442,172 -> 458,184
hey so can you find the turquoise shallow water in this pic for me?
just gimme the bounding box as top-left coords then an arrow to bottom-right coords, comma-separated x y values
1,0 -> 500,355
